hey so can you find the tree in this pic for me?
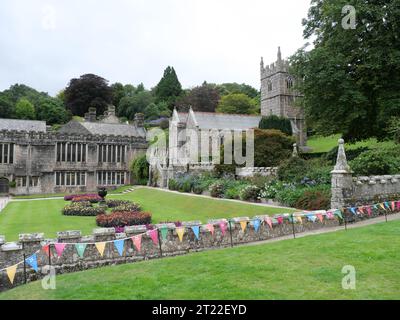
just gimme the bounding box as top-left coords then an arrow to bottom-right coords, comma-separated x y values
144,102 -> 171,121
154,66 -> 182,108
216,93 -> 257,114
118,90 -> 154,120
259,115 -> 292,136
64,74 -> 113,116
290,0 -> 400,141
36,99 -> 71,125
217,83 -> 259,99
0,94 -> 13,118
176,82 -> 220,112
15,98 -> 35,120
110,82 -> 125,107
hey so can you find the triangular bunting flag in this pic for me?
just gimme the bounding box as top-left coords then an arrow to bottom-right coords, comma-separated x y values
380,203 -> 386,210
176,227 -> 185,242
95,242 -> 106,257
240,221 -> 247,232
253,220 -> 261,232
397,201 -> 400,210
350,207 -> 357,215
335,210 -> 343,219
160,227 -> 168,241
367,206 -> 372,216
6,264 -> 18,284
42,244 -> 50,255
384,202 -> 390,210
326,211 -> 333,219
191,226 -> 200,240
316,214 -> 323,223
132,235 -> 142,252
205,224 -> 214,235
358,207 -> 365,215
114,239 -> 125,256
148,229 -> 159,245
265,217 -> 273,229
25,254 -> 38,272
75,243 -> 87,258
277,216 -> 283,224
296,216 -> 303,224
55,243 -> 67,257
219,222 -> 227,236
391,201 -> 395,211
307,214 -> 317,222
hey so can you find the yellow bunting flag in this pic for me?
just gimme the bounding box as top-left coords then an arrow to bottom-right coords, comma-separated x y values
6,264 -> 18,284
380,203 -> 386,210
296,216 -> 303,224
240,221 -> 247,232
176,227 -> 185,242
95,242 -> 106,257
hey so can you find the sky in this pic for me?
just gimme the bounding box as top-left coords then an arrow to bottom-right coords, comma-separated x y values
0,0 -> 311,96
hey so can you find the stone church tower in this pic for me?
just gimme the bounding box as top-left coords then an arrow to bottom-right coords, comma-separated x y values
260,47 -> 307,147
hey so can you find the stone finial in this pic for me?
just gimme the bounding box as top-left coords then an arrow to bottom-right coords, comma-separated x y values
260,57 -> 264,68
332,138 -> 352,173
277,46 -> 282,62
292,143 -> 298,157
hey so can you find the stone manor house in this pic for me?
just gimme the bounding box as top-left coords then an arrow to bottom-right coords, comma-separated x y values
0,107 -> 147,195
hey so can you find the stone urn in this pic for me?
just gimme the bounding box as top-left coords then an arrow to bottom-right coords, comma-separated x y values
98,187 -> 108,202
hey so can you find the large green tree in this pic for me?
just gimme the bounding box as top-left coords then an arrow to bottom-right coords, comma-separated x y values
64,74 -> 113,116
0,94 -> 13,118
290,0 -> 400,141
216,93 -> 257,114
154,66 -> 182,108
15,98 -> 35,120
176,82 -> 220,112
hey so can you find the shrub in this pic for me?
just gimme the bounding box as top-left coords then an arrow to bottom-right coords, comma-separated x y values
71,194 -> 103,203
106,199 -> 133,208
213,164 -> 237,178
294,186 -> 331,210
131,154 -> 149,185
96,211 -> 152,228
168,179 -> 178,191
277,157 -> 309,182
239,185 -> 260,201
209,182 -> 225,198
64,194 -> 100,201
224,185 -> 243,199
324,146 -> 369,164
350,149 -> 400,175
111,203 -> 141,213
62,202 -> 106,216
259,115 -> 292,136
192,184 -> 205,194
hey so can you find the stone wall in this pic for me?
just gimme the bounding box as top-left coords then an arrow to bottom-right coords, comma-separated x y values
331,139 -> 400,208
235,167 -> 278,178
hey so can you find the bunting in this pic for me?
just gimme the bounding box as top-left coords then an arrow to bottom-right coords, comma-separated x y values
132,235 -> 142,252
334,210 -> 343,219
277,217 -> 284,225
75,243 -> 87,258
316,214 -> 323,223
160,227 -> 169,241
326,211 -> 334,219
55,243 -> 67,257
253,220 -> 261,232
366,206 -> 372,216
219,222 -> 227,236
296,216 -> 303,224
191,226 -> 200,240
265,217 -> 273,229
6,264 -> 18,285
240,221 -> 247,232
176,227 -> 185,242
148,229 -> 159,245
25,254 -> 38,272
42,244 -> 50,255
95,242 -> 106,257
114,239 -> 125,256
205,224 -> 214,235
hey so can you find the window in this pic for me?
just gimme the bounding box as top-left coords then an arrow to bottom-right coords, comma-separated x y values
56,143 -> 86,162
286,76 -> 293,89
55,172 -> 86,186
29,177 -> 39,187
267,80 -> 273,92
98,144 -> 126,163
16,176 -> 27,187
97,171 -> 126,186
0,143 -> 14,164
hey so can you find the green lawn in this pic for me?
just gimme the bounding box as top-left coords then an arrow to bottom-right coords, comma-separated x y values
1,219 -> 399,300
308,134 -> 397,153
0,188 -> 293,241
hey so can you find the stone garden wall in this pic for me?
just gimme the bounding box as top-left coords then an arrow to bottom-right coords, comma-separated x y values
235,167 -> 278,178
2,201 -> 400,293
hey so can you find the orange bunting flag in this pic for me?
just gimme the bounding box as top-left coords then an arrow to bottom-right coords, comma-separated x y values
265,217 -> 273,229
358,207 -> 365,215
176,227 -> 185,242
95,242 -> 106,257
316,214 -> 323,223
6,264 -> 18,284
132,235 -> 142,252
240,221 -> 247,232
42,244 -> 50,255
392,201 -> 396,211
205,224 -> 214,235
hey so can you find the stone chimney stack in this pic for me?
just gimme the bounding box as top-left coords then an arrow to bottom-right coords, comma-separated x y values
84,107 -> 97,122
134,113 -> 144,128
104,105 -> 116,117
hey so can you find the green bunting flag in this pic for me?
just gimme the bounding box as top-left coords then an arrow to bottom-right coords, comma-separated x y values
160,227 -> 168,241
75,243 -> 87,258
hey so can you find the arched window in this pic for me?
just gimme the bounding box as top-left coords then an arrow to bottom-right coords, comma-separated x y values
267,80 -> 272,92
286,76 -> 293,89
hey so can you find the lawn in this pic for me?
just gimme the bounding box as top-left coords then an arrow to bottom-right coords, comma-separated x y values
0,187 -> 294,241
307,134 -> 397,153
1,219 -> 399,300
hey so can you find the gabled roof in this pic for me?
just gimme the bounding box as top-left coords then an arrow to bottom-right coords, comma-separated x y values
0,118 -> 47,132
59,121 -> 145,137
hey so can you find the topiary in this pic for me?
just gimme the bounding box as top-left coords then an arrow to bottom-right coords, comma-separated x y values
130,154 -> 149,185
259,115 -> 292,136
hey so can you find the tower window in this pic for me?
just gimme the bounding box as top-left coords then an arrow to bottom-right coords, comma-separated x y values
286,76 -> 293,89
267,80 -> 273,92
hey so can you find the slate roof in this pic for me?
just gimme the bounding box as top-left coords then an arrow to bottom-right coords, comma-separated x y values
179,112 -> 261,130
59,120 -> 145,138
0,118 -> 47,132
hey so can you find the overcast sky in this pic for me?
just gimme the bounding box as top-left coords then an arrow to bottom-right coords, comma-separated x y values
0,0 -> 311,96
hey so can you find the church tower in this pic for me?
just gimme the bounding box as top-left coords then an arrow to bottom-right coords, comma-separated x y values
260,47 -> 307,147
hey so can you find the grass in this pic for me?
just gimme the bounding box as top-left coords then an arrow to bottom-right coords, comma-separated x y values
1,219 -> 399,300
308,134 -> 397,153
0,187 -> 294,241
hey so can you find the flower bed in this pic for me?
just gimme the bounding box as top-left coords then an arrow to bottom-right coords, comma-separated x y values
111,203 -> 141,213
64,194 -> 100,201
62,202 -> 106,216
71,195 -> 103,203
96,211 -> 152,228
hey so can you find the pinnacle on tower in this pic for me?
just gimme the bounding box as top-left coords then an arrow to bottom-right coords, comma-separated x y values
277,46 -> 282,62
260,57 -> 264,68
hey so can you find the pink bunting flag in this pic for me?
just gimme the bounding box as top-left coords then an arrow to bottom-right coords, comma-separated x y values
265,217 -> 273,229
358,207 -> 365,215
55,243 -> 67,257
367,206 -> 372,216
132,235 -> 142,252
397,201 -> 400,211
326,211 -> 333,219
206,224 -> 214,235
219,222 -> 227,236
148,229 -> 159,245
277,217 -> 283,225
316,214 -> 323,223
391,201 -> 395,211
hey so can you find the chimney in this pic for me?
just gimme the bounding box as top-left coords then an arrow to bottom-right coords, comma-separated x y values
104,105 -> 116,117
84,107 -> 97,122
134,113 -> 144,128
